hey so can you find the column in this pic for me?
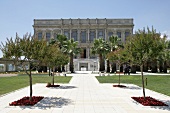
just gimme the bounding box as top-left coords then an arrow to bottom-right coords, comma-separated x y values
70,29 -> 72,40
122,30 -> 125,43
105,28 -> 107,41
78,29 -> 80,43
42,31 -> 46,40
4,63 -> 8,72
78,62 -> 79,71
96,29 -> 98,39
88,62 -> 91,71
88,48 -> 90,59
87,29 -> 89,42
51,30 -> 54,39
60,28 -> 63,35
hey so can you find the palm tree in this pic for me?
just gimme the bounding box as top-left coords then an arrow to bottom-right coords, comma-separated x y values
158,35 -> 170,73
50,34 -> 68,72
108,36 -> 122,73
92,38 -> 110,72
63,38 -> 80,73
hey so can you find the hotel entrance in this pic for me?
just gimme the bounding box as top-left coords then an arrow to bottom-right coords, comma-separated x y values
79,63 -> 88,71
80,48 -> 86,58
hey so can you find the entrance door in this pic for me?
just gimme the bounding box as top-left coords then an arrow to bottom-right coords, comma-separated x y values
79,63 -> 88,71
81,48 -> 86,58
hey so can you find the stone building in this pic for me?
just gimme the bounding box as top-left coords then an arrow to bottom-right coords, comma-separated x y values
33,18 -> 134,71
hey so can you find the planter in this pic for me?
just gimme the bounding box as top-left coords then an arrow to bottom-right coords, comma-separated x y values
9,96 -> 44,106
113,85 -> 126,88
131,96 -> 168,106
46,85 -> 60,87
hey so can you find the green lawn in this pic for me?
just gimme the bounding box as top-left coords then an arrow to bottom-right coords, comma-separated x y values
0,75 -> 72,96
96,75 -> 170,96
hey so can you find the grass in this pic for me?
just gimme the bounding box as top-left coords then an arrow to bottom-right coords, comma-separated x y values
96,75 -> 170,96
0,74 -> 72,96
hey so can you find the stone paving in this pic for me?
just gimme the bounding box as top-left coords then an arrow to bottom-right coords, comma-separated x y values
0,73 -> 170,113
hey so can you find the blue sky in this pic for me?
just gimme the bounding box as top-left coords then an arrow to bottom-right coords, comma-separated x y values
0,0 -> 170,57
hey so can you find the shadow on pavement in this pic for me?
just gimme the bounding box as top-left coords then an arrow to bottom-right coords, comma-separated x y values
48,85 -> 77,89
125,86 -> 141,90
150,100 -> 170,111
19,97 -> 73,109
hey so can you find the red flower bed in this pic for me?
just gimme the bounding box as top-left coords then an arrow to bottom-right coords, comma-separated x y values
131,96 -> 168,106
113,85 -> 126,88
46,84 -> 60,87
9,96 -> 44,106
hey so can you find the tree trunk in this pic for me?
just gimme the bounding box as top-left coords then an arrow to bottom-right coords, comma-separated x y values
52,67 -> 55,85
111,63 -> 116,73
163,61 -> 167,73
99,54 -> 104,72
140,65 -> 146,99
106,60 -> 110,73
29,68 -> 32,101
118,65 -> 120,85
49,67 -> 51,76
70,52 -> 74,73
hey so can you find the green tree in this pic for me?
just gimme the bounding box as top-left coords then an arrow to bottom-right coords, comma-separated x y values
108,48 -> 129,85
157,35 -> 170,73
108,36 -> 122,73
50,34 -> 68,72
124,27 -> 165,99
44,43 -> 69,85
92,38 -> 110,72
63,38 -> 80,73
0,33 -> 47,101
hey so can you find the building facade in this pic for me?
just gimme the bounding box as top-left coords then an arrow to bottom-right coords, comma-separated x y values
33,18 -> 134,71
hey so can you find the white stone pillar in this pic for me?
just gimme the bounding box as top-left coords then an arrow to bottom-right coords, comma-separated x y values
88,62 -> 91,71
42,31 -> 46,40
88,48 -> 90,59
87,29 -> 89,42
51,30 -> 54,39
78,29 -> 80,43
70,29 -> 72,40
122,30 -> 125,43
96,29 -> 98,39
78,62 -> 79,71
105,28 -> 107,41
60,28 -> 63,34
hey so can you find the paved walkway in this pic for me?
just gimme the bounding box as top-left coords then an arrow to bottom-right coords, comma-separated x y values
0,73 -> 170,113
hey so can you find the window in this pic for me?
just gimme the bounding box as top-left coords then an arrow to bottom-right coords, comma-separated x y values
46,32 -> 51,41
81,31 -> 86,43
72,30 -> 77,41
125,32 -> 130,40
54,33 -> 58,39
38,32 -> 42,40
98,30 -> 104,39
108,32 -> 113,38
64,30 -> 69,39
89,30 -> 95,42
117,32 -> 121,38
